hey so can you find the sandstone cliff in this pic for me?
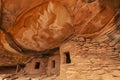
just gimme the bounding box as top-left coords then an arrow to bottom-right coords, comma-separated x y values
0,0 -> 120,65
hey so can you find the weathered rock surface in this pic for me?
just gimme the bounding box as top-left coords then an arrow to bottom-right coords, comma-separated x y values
0,0 -> 120,53
57,37 -> 120,80
0,0 -> 120,79
2,37 -> 120,80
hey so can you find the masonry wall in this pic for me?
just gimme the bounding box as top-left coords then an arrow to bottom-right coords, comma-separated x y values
47,51 -> 60,76
24,57 -> 48,75
59,37 -> 120,80
24,50 -> 60,76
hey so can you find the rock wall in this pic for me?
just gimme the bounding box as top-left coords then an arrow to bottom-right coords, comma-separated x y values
58,37 -> 120,80
47,54 -> 60,76
0,0 -> 120,77
24,50 -> 60,76
1,37 -> 120,80
25,57 -> 48,75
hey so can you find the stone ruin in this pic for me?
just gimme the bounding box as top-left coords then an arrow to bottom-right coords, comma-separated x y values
59,36 -> 120,80
0,0 -> 120,80
3,36 -> 120,80
24,50 -> 60,76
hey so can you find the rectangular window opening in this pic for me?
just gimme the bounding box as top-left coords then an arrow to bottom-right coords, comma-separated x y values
35,62 -> 40,69
64,52 -> 71,64
52,60 -> 55,68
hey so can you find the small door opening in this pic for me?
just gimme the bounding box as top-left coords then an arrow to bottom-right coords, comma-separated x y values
35,62 -> 40,69
52,60 -> 55,68
64,52 -> 71,64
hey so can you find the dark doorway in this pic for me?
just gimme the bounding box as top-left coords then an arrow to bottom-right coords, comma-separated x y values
52,60 -> 55,68
35,62 -> 40,69
64,52 -> 71,64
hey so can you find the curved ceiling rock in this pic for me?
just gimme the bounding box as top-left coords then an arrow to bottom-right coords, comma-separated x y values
7,0 -> 74,52
0,0 -> 120,54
